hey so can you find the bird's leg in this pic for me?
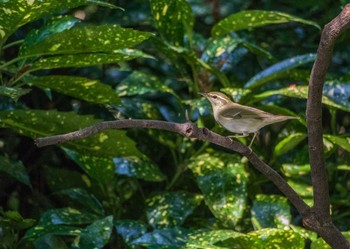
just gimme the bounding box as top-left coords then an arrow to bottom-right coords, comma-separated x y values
248,131 -> 259,148
227,132 -> 249,144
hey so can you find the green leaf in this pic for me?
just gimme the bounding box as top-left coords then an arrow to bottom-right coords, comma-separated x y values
64,149 -> 115,184
186,230 -> 249,249
287,180 -> 313,206
34,235 -> 69,249
0,86 -> 31,101
20,24 -> 153,57
24,224 -> 81,241
0,155 -> 31,187
31,49 -> 153,69
2,210 -> 36,230
324,134 -> 350,153
146,192 -> 202,228
188,151 -> 248,228
20,16 -> 80,53
323,81 -> 350,112
0,110 -> 142,158
274,133 -> 307,157
244,53 -> 315,89
0,0 -> 91,46
150,0 -> 194,46
251,194 -> 291,229
77,216 -> 113,249
130,227 -> 189,248
116,71 -> 176,97
113,156 -> 166,182
115,219 -> 148,244
211,10 -> 320,38
29,75 -> 120,105
55,188 -> 104,216
282,164 -> 310,177
254,84 -> 350,112
248,228 -> 305,248
39,208 -> 101,226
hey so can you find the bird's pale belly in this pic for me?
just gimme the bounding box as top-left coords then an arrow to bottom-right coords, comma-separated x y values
217,118 -> 262,134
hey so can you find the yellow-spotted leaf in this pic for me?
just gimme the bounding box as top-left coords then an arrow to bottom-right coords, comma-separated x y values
186,230 -> 249,248
113,156 -> 166,182
29,75 -> 120,105
212,10 -> 320,38
150,0 -> 194,46
188,151 -> 248,228
248,228 -> 305,248
251,194 -> 291,229
115,220 -> 148,244
311,232 -> 350,249
146,192 -> 202,228
0,110 -> 142,158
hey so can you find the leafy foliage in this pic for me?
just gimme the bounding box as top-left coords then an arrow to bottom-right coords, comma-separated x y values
1,0 -> 350,248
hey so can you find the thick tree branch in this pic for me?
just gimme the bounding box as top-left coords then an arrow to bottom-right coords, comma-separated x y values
306,4 -> 350,248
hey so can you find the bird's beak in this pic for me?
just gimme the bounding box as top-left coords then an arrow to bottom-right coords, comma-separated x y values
198,92 -> 207,97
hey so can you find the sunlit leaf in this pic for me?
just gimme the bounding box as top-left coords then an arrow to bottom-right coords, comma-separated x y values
186,230 -> 249,248
130,227 -> 189,248
287,180 -> 313,206
150,0 -> 194,46
20,16 -> 80,54
0,110 -> 142,158
282,164 -> 310,177
77,216 -> 113,249
212,10 -> 320,38
274,133 -> 307,157
113,156 -> 166,182
251,194 -> 291,229
248,228 -> 305,248
146,192 -> 202,228
245,54 -> 315,89
188,151 -> 248,228
115,219 -> 148,244
31,49 -> 152,70
2,210 -> 35,230
29,75 -> 120,105
0,156 -> 31,187
324,134 -> 350,153
20,24 -> 152,57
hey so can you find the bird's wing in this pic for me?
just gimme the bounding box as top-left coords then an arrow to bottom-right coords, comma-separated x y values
219,104 -> 270,120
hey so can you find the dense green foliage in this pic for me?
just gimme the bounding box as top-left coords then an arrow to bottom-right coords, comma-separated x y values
1,0 -> 350,248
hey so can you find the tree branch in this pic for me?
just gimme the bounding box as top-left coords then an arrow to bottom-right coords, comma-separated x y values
306,4 -> 350,248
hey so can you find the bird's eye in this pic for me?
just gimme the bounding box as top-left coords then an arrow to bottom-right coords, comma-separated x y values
212,95 -> 217,99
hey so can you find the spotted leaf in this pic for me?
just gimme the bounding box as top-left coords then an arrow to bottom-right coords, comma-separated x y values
38,208 -> 101,226
77,216 -> 113,249
150,0 -> 194,46
146,192 -> 202,228
113,156 -> 166,182
0,86 -> 31,101
248,228 -> 305,248
251,194 -> 291,229
0,110 -> 142,158
115,220 -> 148,244
29,75 -> 120,105
188,151 -> 248,228
212,10 -> 320,38
24,224 -> 81,241
187,230 -> 249,248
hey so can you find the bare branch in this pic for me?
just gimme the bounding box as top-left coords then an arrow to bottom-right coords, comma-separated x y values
306,4 -> 350,248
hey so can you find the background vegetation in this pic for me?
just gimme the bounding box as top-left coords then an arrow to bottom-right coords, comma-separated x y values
1,0 -> 350,248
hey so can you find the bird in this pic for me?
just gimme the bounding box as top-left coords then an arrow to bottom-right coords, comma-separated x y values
199,91 -> 298,148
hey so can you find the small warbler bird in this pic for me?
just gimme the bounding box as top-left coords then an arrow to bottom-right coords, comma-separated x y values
200,91 -> 298,147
